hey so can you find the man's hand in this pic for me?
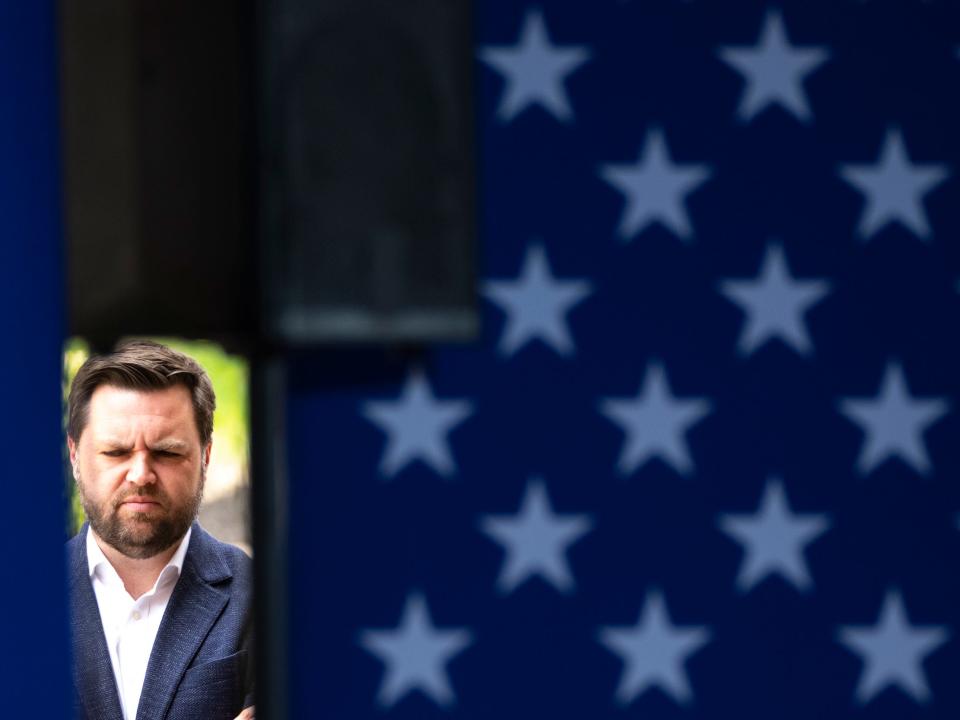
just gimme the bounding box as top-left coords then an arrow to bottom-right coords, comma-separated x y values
233,707 -> 255,720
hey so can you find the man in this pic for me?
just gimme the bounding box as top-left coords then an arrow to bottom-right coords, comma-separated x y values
66,341 -> 254,720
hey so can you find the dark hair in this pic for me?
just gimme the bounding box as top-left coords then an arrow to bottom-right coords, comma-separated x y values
67,340 -> 216,446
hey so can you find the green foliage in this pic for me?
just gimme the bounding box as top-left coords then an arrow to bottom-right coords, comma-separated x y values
63,337 -> 91,535
62,337 -> 249,536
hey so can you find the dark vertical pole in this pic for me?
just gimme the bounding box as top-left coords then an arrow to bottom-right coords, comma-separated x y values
250,354 -> 290,720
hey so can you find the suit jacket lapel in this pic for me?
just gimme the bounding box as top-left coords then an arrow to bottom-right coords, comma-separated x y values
135,525 -> 231,720
69,525 -> 125,720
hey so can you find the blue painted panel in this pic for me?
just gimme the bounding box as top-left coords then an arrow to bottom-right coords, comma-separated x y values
0,2 -> 70,716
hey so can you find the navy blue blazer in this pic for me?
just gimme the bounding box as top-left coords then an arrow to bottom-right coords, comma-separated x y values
67,523 -> 254,720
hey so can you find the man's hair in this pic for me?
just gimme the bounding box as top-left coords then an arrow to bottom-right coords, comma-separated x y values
67,340 -> 216,446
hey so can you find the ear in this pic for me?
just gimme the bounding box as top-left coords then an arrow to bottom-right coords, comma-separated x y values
203,441 -> 212,469
67,436 -> 79,479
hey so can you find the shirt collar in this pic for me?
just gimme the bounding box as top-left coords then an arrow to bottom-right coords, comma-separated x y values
86,524 -> 193,586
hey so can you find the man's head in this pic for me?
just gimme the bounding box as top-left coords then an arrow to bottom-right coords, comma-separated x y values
67,341 -> 216,559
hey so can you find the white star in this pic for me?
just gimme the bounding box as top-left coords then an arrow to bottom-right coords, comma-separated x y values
359,593 -> 473,708
362,372 -> 473,478
839,363 -> 949,476
479,9 -> 590,123
600,362 -> 711,477
599,129 -> 712,242
718,10 -> 829,123
839,590 -> 949,705
598,590 -> 711,706
718,479 -> 830,592
479,478 -> 593,594
839,128 -> 950,241
483,244 -> 592,357
719,243 -> 830,356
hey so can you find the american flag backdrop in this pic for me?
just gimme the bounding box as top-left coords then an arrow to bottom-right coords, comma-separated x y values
284,1 -> 960,718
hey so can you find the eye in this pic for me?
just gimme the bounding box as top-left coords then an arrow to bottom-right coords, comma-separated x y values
155,450 -> 180,458
102,450 -> 127,458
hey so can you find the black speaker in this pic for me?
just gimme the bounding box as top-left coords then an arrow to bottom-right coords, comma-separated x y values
260,0 -> 478,343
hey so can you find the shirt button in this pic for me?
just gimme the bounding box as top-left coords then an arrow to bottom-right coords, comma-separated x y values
132,611 -> 142,621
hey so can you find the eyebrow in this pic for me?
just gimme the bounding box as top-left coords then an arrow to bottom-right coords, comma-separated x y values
150,439 -> 190,452
97,439 -> 131,451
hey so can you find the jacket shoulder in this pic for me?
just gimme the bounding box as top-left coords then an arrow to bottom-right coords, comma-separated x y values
189,524 -> 253,589
217,539 -> 253,586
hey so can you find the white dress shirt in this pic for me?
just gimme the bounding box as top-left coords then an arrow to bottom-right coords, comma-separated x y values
86,527 -> 192,720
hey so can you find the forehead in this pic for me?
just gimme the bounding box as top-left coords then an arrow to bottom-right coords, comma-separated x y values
84,384 -> 199,441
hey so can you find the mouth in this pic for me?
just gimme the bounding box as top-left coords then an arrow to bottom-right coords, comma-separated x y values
119,498 -> 162,513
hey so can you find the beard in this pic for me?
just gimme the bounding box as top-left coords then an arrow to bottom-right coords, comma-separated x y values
77,467 -> 205,560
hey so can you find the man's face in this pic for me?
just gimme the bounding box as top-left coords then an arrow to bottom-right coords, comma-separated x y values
68,384 -> 210,559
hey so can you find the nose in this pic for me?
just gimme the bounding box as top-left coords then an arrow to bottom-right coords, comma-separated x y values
125,450 -> 157,486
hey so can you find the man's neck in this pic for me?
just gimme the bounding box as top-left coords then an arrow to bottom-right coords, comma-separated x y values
92,530 -> 182,600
